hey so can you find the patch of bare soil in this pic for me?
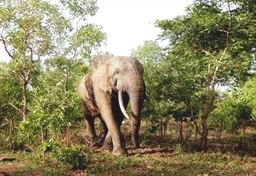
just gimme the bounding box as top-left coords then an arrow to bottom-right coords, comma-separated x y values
87,146 -> 175,156
0,161 -> 20,176
0,157 -> 43,176
127,147 -> 175,156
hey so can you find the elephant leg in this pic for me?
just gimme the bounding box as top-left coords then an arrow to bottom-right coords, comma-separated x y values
115,115 -> 126,150
103,114 -> 126,156
114,106 -> 126,148
84,115 -> 96,141
101,113 -> 125,151
118,93 -> 129,148
131,118 -> 141,148
101,131 -> 112,151
97,117 -> 109,147
112,92 -> 129,149
95,89 -> 126,156
99,116 -> 108,140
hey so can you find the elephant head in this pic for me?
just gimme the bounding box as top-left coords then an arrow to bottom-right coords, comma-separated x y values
92,56 -> 145,117
89,56 -> 145,155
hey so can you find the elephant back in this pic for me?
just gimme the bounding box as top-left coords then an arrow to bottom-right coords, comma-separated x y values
91,55 -> 111,71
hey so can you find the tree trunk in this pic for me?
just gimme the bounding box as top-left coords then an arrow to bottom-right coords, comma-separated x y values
163,121 -> 167,137
179,121 -> 183,143
243,125 -> 246,144
201,112 -> 208,151
22,80 -> 28,121
160,117 -> 163,137
193,120 -> 199,140
41,128 -> 48,143
200,90 -> 216,151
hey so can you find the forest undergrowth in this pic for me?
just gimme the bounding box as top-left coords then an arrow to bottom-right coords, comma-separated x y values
1,121 -> 256,176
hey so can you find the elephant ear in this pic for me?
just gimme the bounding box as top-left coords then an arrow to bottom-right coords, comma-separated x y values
77,75 -> 91,101
77,75 -> 88,100
92,65 -> 112,93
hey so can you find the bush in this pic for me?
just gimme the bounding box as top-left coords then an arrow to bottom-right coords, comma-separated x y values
52,146 -> 87,169
39,138 -> 59,153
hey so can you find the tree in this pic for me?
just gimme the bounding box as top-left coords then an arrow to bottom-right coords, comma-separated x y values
0,0 -> 106,146
132,41 -> 200,138
156,0 -> 256,150
0,0 -> 69,121
209,89 -> 254,144
132,40 -> 171,136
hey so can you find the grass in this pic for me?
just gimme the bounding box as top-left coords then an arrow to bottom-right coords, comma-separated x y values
84,149 -> 256,176
0,150 -> 64,175
1,144 -> 255,176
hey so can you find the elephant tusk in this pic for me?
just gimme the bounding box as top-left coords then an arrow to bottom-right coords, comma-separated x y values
118,90 -> 130,119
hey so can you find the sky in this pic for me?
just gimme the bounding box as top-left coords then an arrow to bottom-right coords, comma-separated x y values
92,0 -> 193,56
0,0 -> 193,62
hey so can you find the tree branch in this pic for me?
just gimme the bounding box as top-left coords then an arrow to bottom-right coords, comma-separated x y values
25,41 -> 34,63
8,103 -> 22,114
23,29 -> 35,63
210,29 -> 230,89
0,35 -> 13,59
193,41 -> 211,56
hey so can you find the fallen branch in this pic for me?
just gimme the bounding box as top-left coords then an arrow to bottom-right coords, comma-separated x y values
0,157 -> 16,162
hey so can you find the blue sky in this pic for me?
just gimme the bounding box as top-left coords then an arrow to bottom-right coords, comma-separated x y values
0,0 -> 192,61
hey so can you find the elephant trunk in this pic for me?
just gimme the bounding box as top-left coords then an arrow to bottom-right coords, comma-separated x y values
129,87 -> 144,119
118,90 -> 130,119
128,85 -> 144,147
118,85 -> 144,120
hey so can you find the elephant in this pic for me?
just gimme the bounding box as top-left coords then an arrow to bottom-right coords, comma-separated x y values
77,56 -> 145,155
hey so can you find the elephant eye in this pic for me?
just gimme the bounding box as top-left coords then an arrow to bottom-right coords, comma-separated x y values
115,69 -> 120,74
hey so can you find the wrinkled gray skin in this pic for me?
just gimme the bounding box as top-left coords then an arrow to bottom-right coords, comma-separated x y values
78,56 -> 145,155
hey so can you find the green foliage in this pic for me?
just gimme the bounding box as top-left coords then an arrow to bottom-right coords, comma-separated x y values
132,41 -> 176,133
70,24 -> 106,60
39,138 -> 59,153
209,94 -> 238,131
59,0 -> 98,17
156,0 -> 256,93
0,0 -> 105,148
155,0 -> 256,148
132,40 -> 201,137
240,76 -> 256,119
0,63 -> 21,121
52,146 -> 87,169
209,88 -> 254,132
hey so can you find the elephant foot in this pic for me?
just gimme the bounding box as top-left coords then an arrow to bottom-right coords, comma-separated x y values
101,143 -> 113,151
86,132 -> 97,140
87,137 -> 96,143
112,147 -> 127,156
101,132 -> 112,150
131,137 -> 140,149
132,143 -> 140,149
86,136 -> 96,144
92,138 -> 105,147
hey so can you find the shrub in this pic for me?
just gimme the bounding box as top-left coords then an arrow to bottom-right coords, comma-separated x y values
52,146 -> 87,169
39,138 -> 59,153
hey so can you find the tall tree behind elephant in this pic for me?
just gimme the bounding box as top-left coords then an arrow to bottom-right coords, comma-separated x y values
78,56 -> 145,155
